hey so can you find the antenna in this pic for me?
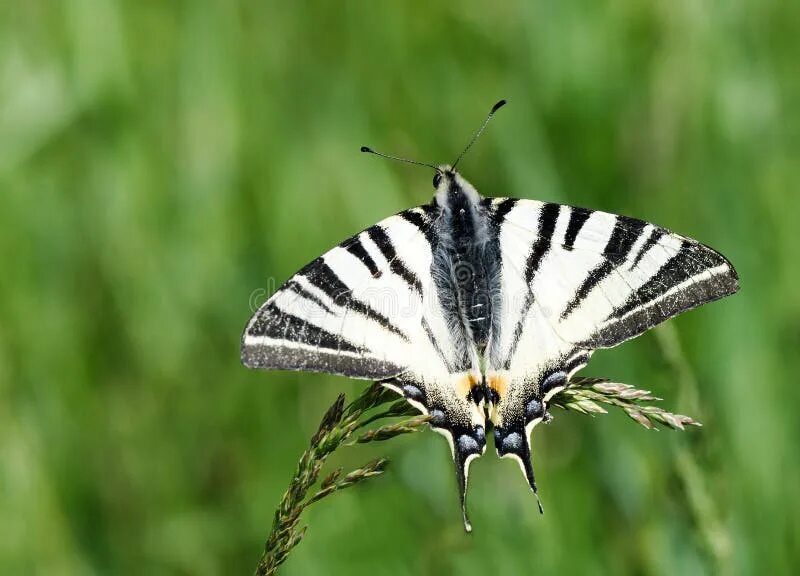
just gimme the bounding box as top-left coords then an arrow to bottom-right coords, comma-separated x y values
451,99 -> 506,169
360,146 -> 438,170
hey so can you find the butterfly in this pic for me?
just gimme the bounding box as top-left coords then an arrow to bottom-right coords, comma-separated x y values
241,101 -> 739,531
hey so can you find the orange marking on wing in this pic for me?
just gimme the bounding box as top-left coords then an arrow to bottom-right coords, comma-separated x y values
455,372 -> 481,398
487,373 -> 508,398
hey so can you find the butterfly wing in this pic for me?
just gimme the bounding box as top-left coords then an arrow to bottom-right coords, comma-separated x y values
241,206 -> 486,528
484,198 -> 738,497
243,208 -> 428,379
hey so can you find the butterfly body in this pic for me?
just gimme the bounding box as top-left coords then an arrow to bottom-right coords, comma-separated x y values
242,111 -> 738,531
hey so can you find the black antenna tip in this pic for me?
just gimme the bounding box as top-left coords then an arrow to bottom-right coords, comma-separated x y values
491,99 -> 507,114
360,146 -> 373,153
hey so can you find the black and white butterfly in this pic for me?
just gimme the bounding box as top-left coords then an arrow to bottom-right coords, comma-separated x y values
241,101 -> 738,531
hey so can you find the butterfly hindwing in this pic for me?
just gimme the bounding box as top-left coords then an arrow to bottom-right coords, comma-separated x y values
484,198 -> 738,492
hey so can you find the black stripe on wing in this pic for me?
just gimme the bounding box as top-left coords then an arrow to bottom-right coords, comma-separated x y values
489,198 -> 518,226
242,345 -> 400,377
421,317 -> 455,374
609,240 -> 732,320
525,203 -> 561,284
344,236 -> 382,278
585,240 -> 739,347
631,227 -> 665,268
301,259 -> 410,342
560,215 -> 647,319
563,206 -> 591,250
367,225 -> 424,294
247,303 -> 365,353
242,303 -> 401,377
399,206 -> 438,246
283,280 -> 336,316
502,202 -> 561,368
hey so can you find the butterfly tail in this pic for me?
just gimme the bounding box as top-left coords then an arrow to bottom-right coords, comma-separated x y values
444,424 -> 487,533
494,424 -> 545,514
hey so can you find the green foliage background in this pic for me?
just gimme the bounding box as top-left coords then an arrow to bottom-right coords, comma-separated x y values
1,2 -> 798,574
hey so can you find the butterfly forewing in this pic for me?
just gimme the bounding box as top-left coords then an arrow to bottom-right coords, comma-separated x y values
245,208 -> 435,376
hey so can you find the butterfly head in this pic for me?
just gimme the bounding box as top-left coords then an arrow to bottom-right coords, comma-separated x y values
433,166 -> 482,213
362,99 -> 506,209
432,164 -> 454,187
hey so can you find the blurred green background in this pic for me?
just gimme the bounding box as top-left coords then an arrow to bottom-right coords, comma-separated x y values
1,1 -> 798,574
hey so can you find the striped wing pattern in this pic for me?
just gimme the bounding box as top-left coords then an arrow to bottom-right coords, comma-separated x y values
241,189 -> 738,529
242,205 -> 490,530
242,205 -> 486,454
486,197 -> 739,433
243,206 -> 450,380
